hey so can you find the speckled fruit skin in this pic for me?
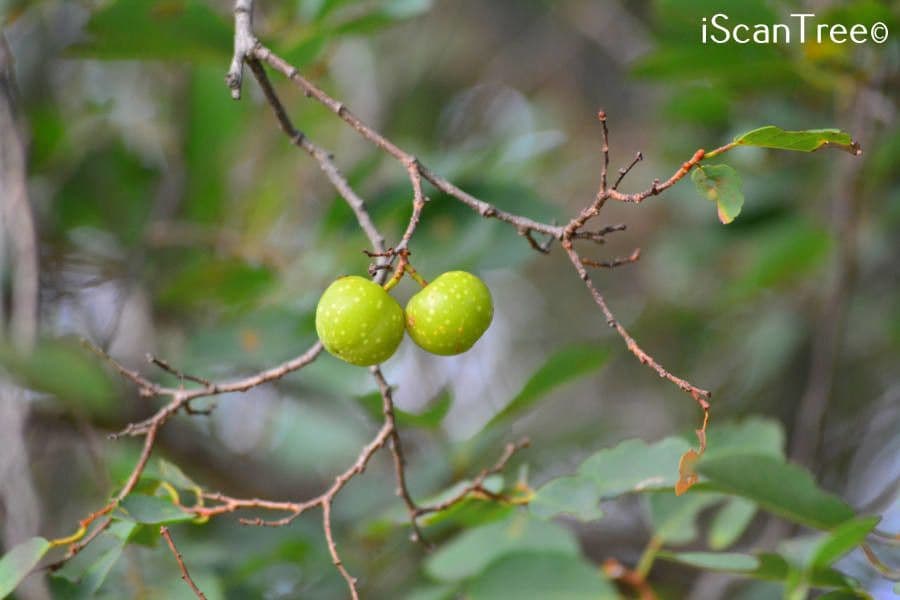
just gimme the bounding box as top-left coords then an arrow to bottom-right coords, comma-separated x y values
315,276 -> 405,366
405,271 -> 493,356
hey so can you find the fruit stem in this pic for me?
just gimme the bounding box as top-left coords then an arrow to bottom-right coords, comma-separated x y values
381,249 -> 428,291
382,269 -> 403,292
403,263 -> 428,288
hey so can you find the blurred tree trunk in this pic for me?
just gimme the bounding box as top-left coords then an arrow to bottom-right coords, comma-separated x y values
0,33 -> 48,600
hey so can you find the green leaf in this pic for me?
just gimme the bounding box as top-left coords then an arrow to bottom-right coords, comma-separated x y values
327,0 -> 432,34
116,494 -> 193,524
647,492 -> 722,545
72,0 -> 232,62
697,454 -> 855,530
807,516 -> 880,569
728,219 -> 832,300
278,33 -> 328,67
691,164 -> 744,224
300,0 -> 354,21
466,552 -> 618,600
659,551 -> 760,572
355,389 -> 451,429
485,344 -> 610,429
52,521 -> 134,586
158,256 -> 276,311
817,591 -> 870,600
529,477 -> 604,522
709,497 -> 757,550
51,521 -> 139,595
659,550 -> 863,592
418,501 -> 514,532
395,475 -> 509,529
0,537 -> 51,598
158,459 -> 200,491
406,583 -> 460,600
530,437 -> 690,521
703,417 -> 784,459
734,126 -> 861,156
0,338 -> 116,416
78,543 -> 125,594
425,513 -> 579,582
579,437 -> 691,497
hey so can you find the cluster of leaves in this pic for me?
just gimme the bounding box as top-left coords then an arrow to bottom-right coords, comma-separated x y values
1,418 -> 883,599
529,418 -> 878,599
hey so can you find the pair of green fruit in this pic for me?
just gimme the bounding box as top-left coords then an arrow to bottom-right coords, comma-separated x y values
315,271 -> 493,366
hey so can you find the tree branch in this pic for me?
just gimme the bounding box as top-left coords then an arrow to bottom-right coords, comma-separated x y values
250,45 -> 564,240
43,3 -> 776,594
160,526 -> 207,599
244,59 -> 386,257
562,240 -> 711,414
225,0 -> 257,99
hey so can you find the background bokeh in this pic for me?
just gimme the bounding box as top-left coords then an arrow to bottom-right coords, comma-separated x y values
1,0 -> 898,598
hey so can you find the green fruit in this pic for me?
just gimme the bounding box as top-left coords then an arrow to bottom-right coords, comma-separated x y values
315,276 -> 405,366
405,271 -> 493,356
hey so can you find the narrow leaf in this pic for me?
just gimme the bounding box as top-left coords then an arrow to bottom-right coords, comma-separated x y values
734,126 -> 861,155
0,537 -> 51,598
660,551 -> 863,591
808,516 -> 880,569
659,551 -> 760,572
0,338 -> 116,416
485,344 -> 610,430
52,522 -> 136,593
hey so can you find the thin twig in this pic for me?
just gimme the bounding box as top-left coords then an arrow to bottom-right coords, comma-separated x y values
371,366 -> 427,544
613,151 -> 643,190
522,229 -> 553,254
862,544 -> 900,580
598,110 -> 610,192
245,59 -> 386,257
394,160 -> 428,255
582,248 -> 641,270
82,340 -> 161,397
607,145 -> 724,204
414,438 -> 530,518
250,44 -> 563,241
562,240 -> 711,412
160,526 -> 208,599
147,354 -> 212,387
